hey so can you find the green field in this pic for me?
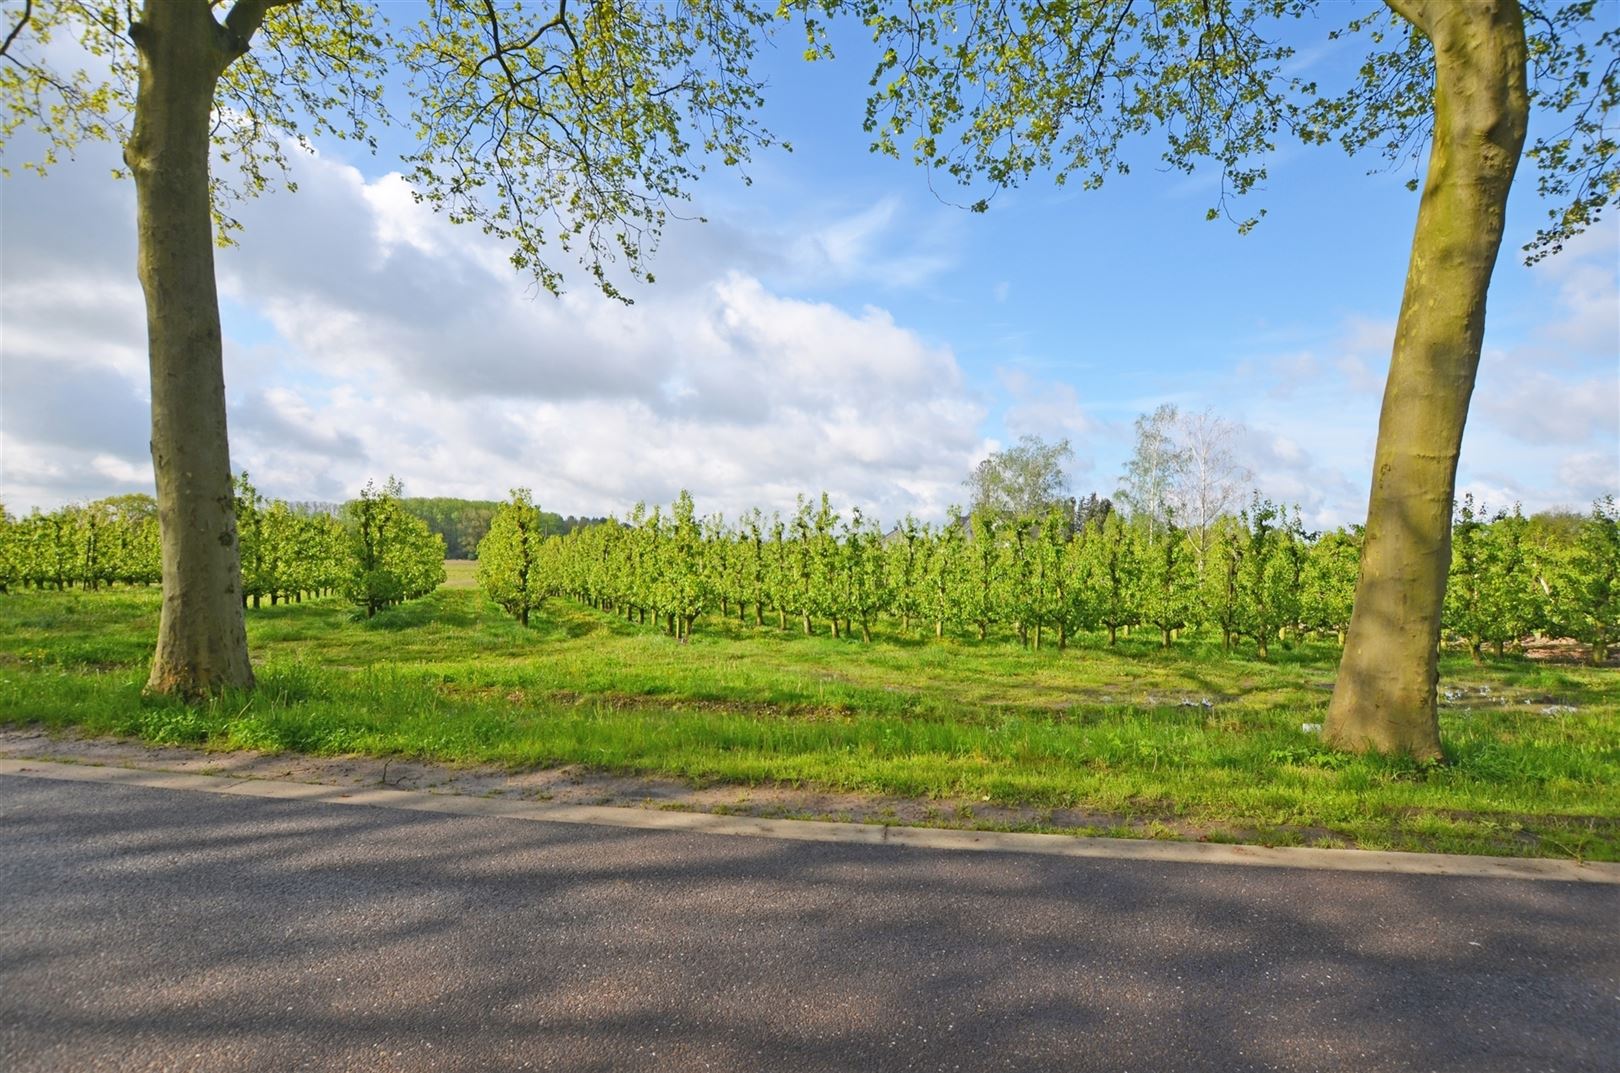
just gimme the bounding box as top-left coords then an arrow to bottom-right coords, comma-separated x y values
2,560 -> 1616,860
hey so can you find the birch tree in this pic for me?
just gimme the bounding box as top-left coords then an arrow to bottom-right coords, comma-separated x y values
1117,405 -> 1186,538
1170,408 -> 1251,568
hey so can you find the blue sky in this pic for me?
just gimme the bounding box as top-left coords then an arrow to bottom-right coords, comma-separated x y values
1,3 -> 1615,528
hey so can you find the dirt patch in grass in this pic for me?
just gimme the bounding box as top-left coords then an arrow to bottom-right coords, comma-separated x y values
1522,637 -> 1618,666
433,683 -> 864,721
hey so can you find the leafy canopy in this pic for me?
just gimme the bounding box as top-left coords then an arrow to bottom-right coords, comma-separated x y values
964,434 -> 1075,518
0,0 -> 781,296
791,0 -> 1617,260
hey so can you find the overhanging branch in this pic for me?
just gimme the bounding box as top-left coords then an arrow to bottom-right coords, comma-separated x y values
222,0 -> 298,53
0,0 -> 33,59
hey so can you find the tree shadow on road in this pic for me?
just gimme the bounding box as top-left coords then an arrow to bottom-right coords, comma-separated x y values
2,777 -> 1614,1072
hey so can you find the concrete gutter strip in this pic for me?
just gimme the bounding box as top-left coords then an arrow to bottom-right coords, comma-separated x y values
3,757 -> 1616,884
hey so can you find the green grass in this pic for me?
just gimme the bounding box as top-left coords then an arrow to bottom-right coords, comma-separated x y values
2,565 -> 1616,860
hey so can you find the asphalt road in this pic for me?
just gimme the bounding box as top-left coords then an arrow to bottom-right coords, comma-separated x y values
1,777 -> 1615,1073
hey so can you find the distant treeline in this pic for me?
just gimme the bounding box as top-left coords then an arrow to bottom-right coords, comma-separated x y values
283,498 -> 602,559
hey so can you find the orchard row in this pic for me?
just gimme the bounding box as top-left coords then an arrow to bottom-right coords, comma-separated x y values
233,475 -> 445,617
0,476 -> 445,617
479,491 -> 1620,662
0,495 -> 160,591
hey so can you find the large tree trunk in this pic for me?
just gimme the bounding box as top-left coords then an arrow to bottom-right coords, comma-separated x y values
127,0 -> 255,699
1325,0 -> 1527,759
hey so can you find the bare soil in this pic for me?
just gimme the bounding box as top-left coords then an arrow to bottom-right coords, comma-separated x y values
1521,636 -> 1617,666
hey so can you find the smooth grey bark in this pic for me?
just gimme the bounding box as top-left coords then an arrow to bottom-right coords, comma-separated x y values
127,0 -> 275,697
1325,0 -> 1529,758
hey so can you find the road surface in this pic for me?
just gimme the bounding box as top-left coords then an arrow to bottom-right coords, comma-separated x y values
1,775 -> 1615,1072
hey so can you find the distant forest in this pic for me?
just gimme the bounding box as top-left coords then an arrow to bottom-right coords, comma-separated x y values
287,498 -> 603,560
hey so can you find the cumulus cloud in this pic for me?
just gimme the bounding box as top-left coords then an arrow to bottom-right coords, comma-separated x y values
787,196 -> 959,290
2,143 -> 986,522
1537,223 -> 1620,355
4,129 -> 1612,530
0,177 -> 156,510
996,367 -> 1100,462
1477,370 -> 1619,446
1558,451 -> 1620,502
1207,233 -> 1619,525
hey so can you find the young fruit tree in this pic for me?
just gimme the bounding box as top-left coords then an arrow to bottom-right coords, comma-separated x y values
1300,527 -> 1362,646
0,0 -> 777,697
1233,498 -> 1304,660
1443,495 -> 1495,663
1552,497 -> 1620,664
1080,511 -> 1141,647
1139,520 -> 1197,649
812,0 -> 1617,757
477,489 -> 550,628
1475,506 -> 1535,657
345,478 -> 445,617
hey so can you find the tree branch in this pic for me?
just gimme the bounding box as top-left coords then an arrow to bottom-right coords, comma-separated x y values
0,0 -> 32,60
1383,0 -> 1434,37
222,0 -> 298,52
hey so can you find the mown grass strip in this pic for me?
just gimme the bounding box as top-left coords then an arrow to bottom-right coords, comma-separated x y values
1,582 -> 1615,860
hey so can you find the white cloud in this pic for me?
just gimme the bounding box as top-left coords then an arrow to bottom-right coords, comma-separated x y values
2,144 -> 986,522
1477,369 -> 1619,446
1536,223 -> 1620,354
1558,451 -> 1620,502
786,195 -> 959,290
998,368 -> 1099,452
1203,235 -> 1619,525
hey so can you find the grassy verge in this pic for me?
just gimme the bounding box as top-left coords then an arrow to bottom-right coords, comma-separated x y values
2,568 -> 1616,860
